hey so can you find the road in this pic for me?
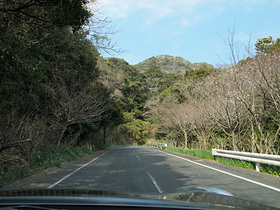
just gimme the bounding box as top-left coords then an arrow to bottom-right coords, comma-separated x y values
3,146 -> 280,208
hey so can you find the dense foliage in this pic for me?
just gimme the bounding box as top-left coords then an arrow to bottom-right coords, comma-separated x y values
0,0 -> 114,163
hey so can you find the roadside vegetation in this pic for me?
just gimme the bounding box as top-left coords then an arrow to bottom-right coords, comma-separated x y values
165,146 -> 280,176
147,36 -> 280,155
0,147 -> 92,188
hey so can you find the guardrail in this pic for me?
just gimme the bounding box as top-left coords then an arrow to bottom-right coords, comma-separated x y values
149,142 -> 167,149
212,149 -> 280,171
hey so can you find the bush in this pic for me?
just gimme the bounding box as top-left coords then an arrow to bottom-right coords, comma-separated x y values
95,143 -> 114,150
0,146 -> 92,188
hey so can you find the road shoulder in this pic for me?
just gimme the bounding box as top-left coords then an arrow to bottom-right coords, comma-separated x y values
1,149 -> 112,191
151,147 -> 280,188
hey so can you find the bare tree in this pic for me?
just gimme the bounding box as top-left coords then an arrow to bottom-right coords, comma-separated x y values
47,82 -> 109,148
214,50 -> 280,154
194,70 -> 248,151
85,1 -> 123,55
0,113 -> 47,163
160,104 -> 196,148
188,102 -> 214,150
240,52 -> 280,154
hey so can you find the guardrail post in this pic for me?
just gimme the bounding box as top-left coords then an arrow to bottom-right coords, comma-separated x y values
212,149 -> 219,157
256,162 -> 261,172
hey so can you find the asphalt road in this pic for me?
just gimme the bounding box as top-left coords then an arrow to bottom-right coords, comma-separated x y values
3,146 -> 280,208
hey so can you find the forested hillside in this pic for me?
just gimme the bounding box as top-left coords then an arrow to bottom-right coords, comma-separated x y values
96,55 -> 217,147
0,0 -> 117,163
101,37 -> 280,155
1,0 -> 280,170
148,37 -> 280,154
134,55 -> 213,75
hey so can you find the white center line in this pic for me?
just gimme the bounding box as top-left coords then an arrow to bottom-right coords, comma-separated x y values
136,155 -> 142,161
146,171 -> 164,193
47,150 -> 111,189
156,149 -> 280,193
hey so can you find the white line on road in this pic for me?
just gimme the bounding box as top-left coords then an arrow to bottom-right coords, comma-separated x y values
47,150 -> 111,189
146,171 -> 164,193
157,150 -> 280,193
136,155 -> 142,161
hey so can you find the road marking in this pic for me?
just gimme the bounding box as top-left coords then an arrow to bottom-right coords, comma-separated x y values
136,155 -> 142,161
157,150 -> 280,193
146,171 -> 164,193
47,150 -> 111,189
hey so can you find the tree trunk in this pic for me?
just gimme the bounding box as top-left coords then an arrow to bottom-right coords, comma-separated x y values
103,125 -> 106,145
57,125 -> 67,149
251,121 -> 257,153
203,132 -> 207,150
232,131 -> 237,151
184,130 -> 188,148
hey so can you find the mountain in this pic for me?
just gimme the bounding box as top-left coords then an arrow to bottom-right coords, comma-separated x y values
133,55 -> 213,75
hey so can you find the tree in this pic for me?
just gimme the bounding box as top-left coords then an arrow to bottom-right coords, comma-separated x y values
0,0 -> 91,30
0,0 -> 115,158
160,104 -> 194,148
145,56 -> 164,90
119,112 -> 152,145
98,98 -> 124,145
49,83 -> 109,148
184,64 -> 216,81
157,73 -> 182,93
255,36 -> 280,54
187,102 -> 214,150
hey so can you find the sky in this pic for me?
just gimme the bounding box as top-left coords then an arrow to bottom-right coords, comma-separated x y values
91,0 -> 279,67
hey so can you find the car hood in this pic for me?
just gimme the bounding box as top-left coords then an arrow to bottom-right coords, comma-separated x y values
0,188 -> 277,209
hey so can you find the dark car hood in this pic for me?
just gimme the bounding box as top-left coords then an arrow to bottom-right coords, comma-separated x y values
0,188 -> 277,209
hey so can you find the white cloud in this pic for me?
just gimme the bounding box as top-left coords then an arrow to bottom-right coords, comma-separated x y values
90,0 -> 132,19
92,0 -> 278,29
180,15 -> 201,27
95,0 -> 221,26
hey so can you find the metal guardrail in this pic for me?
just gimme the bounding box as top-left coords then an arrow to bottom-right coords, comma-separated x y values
212,149 -> 280,171
150,142 -> 167,149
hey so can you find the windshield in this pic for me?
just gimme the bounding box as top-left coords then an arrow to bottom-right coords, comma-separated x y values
1,0 -> 280,209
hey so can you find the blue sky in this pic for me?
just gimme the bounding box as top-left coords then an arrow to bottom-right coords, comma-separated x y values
93,0 -> 279,67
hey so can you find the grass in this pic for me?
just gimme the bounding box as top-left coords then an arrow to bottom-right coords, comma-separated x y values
214,156 -> 255,170
167,147 -> 213,160
260,164 -> 280,176
0,146 -> 92,189
95,143 -> 114,150
165,146 -> 280,176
